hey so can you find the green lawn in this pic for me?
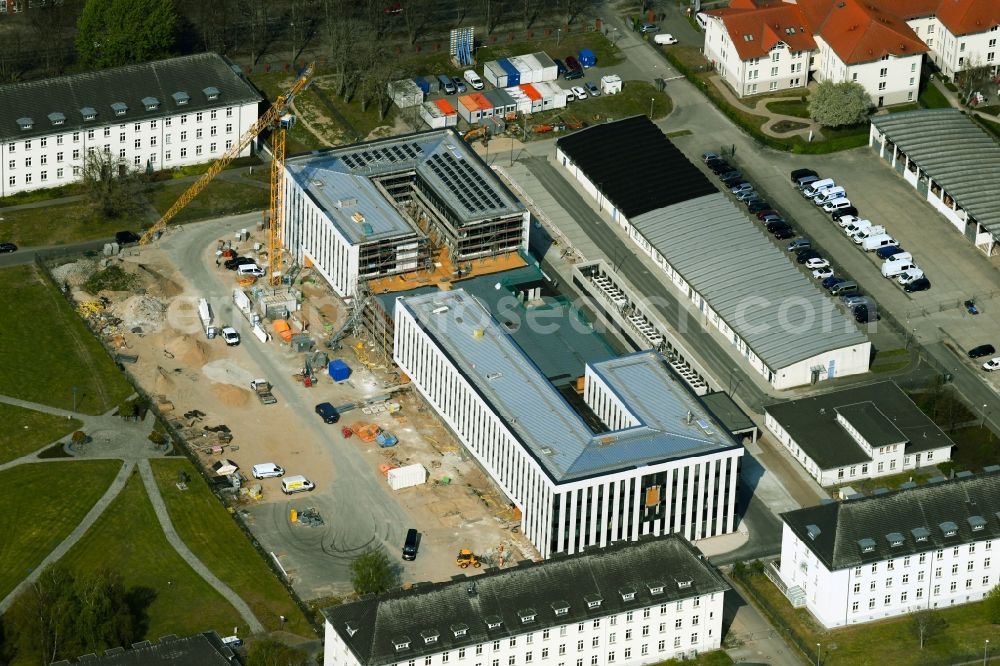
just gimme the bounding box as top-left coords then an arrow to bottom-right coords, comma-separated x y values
829,468 -> 935,497
738,572 -> 1000,664
975,115 -> 1000,142
477,31 -> 624,68
521,81 -> 672,136
765,98 -> 811,118
939,426 -> 999,477
0,201 -> 131,248
919,83 -> 952,109
887,103 -> 921,113
653,652 -> 732,665
0,403 -> 82,464
64,470 -> 247,639
0,265 -> 133,415
0,460 -> 120,600
249,72 -> 331,154
151,459 -> 313,636
147,178 -> 270,225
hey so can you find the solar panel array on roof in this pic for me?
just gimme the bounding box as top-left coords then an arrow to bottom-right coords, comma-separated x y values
341,141 -> 424,171
427,151 -> 505,214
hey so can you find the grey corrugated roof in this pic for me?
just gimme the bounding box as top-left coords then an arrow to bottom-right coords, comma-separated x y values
51,632 -> 240,666
871,109 -> 1000,235
765,381 -> 954,470
630,193 -> 868,370
782,471 -> 1000,570
398,289 -> 739,483
0,53 -> 261,142
322,535 -> 729,666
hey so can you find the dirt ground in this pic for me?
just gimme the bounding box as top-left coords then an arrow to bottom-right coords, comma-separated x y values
57,225 -> 537,598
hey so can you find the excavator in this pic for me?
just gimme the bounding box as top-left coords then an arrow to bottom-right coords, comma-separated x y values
463,126 -> 488,143
139,63 -> 315,286
456,549 -> 482,568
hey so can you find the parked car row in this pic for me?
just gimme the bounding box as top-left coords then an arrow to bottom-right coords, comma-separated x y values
703,151 -> 796,240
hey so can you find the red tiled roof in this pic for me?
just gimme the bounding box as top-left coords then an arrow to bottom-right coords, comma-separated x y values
707,3 -> 817,60
800,0 -> 928,65
936,0 -> 1000,37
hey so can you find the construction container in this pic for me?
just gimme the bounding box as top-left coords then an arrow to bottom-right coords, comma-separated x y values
328,359 -> 351,382
530,52 -> 559,82
498,58 -> 520,86
579,48 -> 596,68
601,74 -> 623,95
420,99 -> 458,129
457,94 -> 482,124
387,463 -> 427,490
508,56 -> 534,85
504,86 -> 533,115
484,60 -> 508,88
484,89 -> 516,119
423,75 -> 440,93
388,79 -> 424,108
413,77 -> 430,94
520,84 -> 544,113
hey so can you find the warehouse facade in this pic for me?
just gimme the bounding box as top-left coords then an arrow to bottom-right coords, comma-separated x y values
283,129 -> 529,297
556,116 -> 870,390
775,471 -> 1000,628
323,535 -> 729,666
0,53 -> 261,197
393,289 -> 744,559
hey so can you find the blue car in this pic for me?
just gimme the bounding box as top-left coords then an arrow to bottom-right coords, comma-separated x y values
876,245 -> 905,260
822,276 -> 846,290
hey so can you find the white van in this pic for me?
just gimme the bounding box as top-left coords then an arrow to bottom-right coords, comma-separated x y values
883,251 -> 912,264
237,263 -> 264,277
695,12 -> 709,29
813,186 -> 845,205
862,233 -> 896,251
463,70 -> 485,90
802,178 -> 835,198
897,268 -> 924,285
823,198 -> 853,213
281,475 -> 315,494
851,225 -> 886,243
252,463 -> 284,479
881,259 -> 916,278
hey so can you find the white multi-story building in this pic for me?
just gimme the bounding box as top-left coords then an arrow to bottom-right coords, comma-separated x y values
764,380 -> 953,487
774,471 -> 1000,628
0,53 -> 261,197
393,288 -> 744,559
283,129 -> 528,297
903,0 -> 1000,78
323,535 -> 729,666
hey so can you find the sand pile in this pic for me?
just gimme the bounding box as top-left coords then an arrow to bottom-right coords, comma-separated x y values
118,295 -> 167,330
164,334 -> 208,366
154,367 -> 176,394
212,383 -> 250,407
51,258 -> 98,287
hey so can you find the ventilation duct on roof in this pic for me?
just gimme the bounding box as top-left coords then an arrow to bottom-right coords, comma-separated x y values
344,621 -> 359,637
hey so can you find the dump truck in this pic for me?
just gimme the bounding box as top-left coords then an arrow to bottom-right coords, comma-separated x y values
456,549 -> 482,568
250,379 -> 277,405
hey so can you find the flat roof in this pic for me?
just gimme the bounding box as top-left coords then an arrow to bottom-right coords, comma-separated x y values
871,109 -> 1000,235
0,53 -> 261,142
555,115 -> 718,219
631,193 -> 868,370
700,392 -> 757,434
765,381 -> 954,470
286,129 -> 524,244
398,289 -> 739,483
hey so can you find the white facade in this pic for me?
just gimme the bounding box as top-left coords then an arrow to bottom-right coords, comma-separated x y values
814,39 -> 923,107
703,17 -> 810,97
911,19 -> 1000,79
392,294 -> 742,559
778,522 -> 999,628
324,590 -> 725,666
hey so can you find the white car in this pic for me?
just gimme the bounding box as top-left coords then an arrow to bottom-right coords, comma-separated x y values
571,85 -> 588,100
812,267 -> 834,279
805,258 -> 830,269
836,215 -> 858,228
983,357 -> 1000,371
221,327 -> 240,346
252,463 -> 285,479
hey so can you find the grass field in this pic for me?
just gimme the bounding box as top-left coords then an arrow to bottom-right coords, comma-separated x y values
0,201 -> 129,247
249,72 -> 331,154
151,459 -> 313,636
477,31 -> 624,68
147,178 -> 270,225
521,80 -> 672,135
0,265 -> 133,415
738,572 -> 1000,664
0,460 -> 120,600
64,470 -> 247,639
765,98 -> 811,118
0,403 -> 82,464
919,82 -> 952,109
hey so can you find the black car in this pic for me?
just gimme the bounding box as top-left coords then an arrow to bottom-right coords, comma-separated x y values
0,242 -> 16,253
760,214 -> 784,225
904,277 -> 931,293
831,207 -> 859,221
719,171 -> 743,183
115,230 -> 141,245
747,201 -> 771,214
315,402 -> 340,423
765,219 -> 790,233
854,304 -> 880,323
772,226 -> 796,239
224,256 -> 256,270
796,249 -> 821,264
790,168 -> 817,183
707,160 -> 731,175
967,344 -> 996,359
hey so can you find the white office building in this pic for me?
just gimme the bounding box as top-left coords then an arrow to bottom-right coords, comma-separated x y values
283,129 -> 528,297
764,381 -> 954,487
0,53 -> 261,197
773,471 -> 1000,628
393,289 -> 744,559
323,535 -> 729,666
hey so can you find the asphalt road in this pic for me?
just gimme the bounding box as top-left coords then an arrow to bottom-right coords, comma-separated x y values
0,238 -> 112,269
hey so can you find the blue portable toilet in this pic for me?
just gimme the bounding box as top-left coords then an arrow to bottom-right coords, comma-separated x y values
328,359 -> 351,382
579,48 -> 596,68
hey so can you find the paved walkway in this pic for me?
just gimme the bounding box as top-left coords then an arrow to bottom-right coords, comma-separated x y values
708,75 -> 824,140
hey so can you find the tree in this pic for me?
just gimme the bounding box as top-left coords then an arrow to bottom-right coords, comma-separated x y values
808,80 -> 872,128
76,0 -> 178,69
909,609 -> 946,649
4,565 -> 136,664
957,56 -> 993,105
350,547 -> 396,596
984,585 -> 1000,624
247,638 -> 311,666
81,149 -> 145,220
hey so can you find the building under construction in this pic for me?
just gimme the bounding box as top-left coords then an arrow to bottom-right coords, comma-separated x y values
282,128 -> 529,300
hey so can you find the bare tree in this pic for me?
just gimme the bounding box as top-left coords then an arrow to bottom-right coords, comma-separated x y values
957,56 -> 993,105
909,609 -> 946,650
240,0 -> 271,66
81,148 -> 145,220
401,0 -> 435,44
522,0 -> 540,29
327,18 -> 364,98
287,0 -> 319,64
560,0 -> 590,25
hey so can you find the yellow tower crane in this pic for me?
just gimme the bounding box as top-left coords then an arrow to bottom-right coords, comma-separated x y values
139,63 -> 315,286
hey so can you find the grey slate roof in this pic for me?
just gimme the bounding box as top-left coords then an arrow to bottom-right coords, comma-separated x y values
871,109 -> 1000,235
397,289 -> 740,483
286,128 -> 523,244
51,632 -> 241,665
630,193 -> 868,371
765,381 -> 954,471
322,535 -> 729,666
0,53 -> 261,142
782,471 -> 1000,570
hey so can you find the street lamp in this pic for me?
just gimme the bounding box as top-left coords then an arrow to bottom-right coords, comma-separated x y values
982,403 -> 989,428
557,28 -> 562,46
816,643 -> 822,666
985,639 -> 990,666
649,97 -> 655,118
